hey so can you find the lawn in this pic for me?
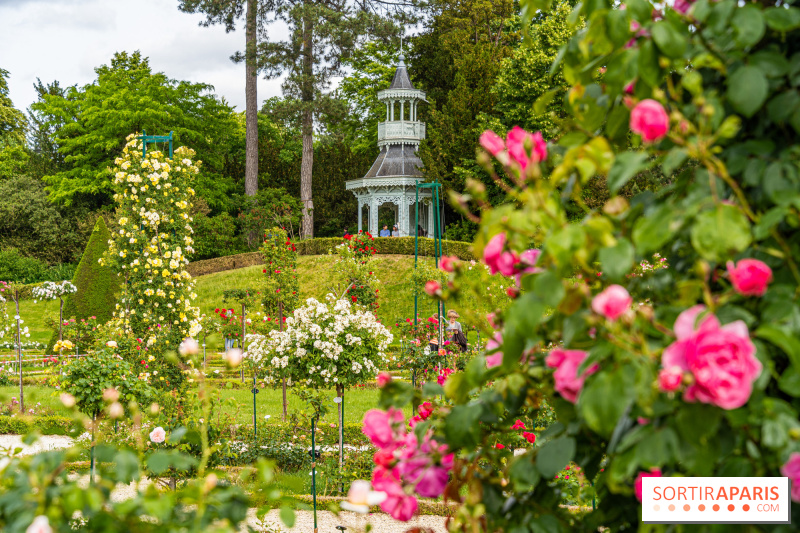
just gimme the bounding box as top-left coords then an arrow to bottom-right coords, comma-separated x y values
0,384 -> 410,425
10,253 -> 497,354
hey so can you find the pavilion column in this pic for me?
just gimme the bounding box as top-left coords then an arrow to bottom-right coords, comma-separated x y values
400,101 -> 405,122
385,103 -> 389,121
370,197 -> 379,236
390,100 -> 394,121
357,199 -> 363,232
427,200 -> 434,237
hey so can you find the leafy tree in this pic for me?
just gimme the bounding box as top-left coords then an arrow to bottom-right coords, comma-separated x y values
26,79 -> 68,181
62,216 -> 119,325
0,175 -> 87,264
0,68 -> 28,180
337,40 -> 400,153
235,187 -> 303,247
411,0 -> 518,217
492,2 -> 576,136
30,52 -> 239,208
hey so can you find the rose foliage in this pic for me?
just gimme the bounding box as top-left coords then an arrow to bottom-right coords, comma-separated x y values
371,0 -> 800,530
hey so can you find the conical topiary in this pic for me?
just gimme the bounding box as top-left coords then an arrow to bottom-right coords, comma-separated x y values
62,216 -> 119,325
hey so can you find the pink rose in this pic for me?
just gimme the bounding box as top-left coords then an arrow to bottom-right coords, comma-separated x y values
780,453 -> 800,503
395,432 -> 454,498
377,372 -> 392,388
673,0 -> 694,15
635,469 -> 662,502
372,467 -> 418,521
483,233 -> 505,274
662,305 -> 762,409
545,348 -> 598,403
591,285 -> 633,321
486,332 -> 503,368
506,127 -> 547,170
479,130 -> 505,156
496,250 -> 521,277
149,426 -> 166,444
362,408 -> 405,450
25,516 -> 52,533
727,259 -> 772,297
658,366 -> 683,392
630,99 -> 669,142
424,280 -> 441,296
439,255 -> 458,273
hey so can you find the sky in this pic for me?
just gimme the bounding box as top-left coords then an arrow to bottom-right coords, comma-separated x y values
0,0 -> 289,113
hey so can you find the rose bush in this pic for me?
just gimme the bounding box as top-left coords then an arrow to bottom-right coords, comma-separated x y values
370,0 -> 800,529
100,134 -> 202,390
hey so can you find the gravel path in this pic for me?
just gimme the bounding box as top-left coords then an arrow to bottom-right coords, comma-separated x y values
248,509 -> 448,533
0,434 -> 74,455
0,435 -> 450,531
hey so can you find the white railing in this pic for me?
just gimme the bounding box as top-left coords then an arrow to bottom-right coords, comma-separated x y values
377,121 -> 426,143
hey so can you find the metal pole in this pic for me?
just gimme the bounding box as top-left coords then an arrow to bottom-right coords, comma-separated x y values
414,185 -> 419,330
253,375 -> 258,437
241,302 -> 246,383
14,289 -> 23,413
312,416 -> 318,533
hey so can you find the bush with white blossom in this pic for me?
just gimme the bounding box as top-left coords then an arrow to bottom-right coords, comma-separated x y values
246,295 -> 393,388
31,281 -> 77,302
99,134 -> 202,388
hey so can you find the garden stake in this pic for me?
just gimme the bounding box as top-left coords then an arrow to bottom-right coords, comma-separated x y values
591,480 -> 595,510
13,287 -> 23,413
241,302 -> 246,382
252,375 -> 258,437
311,416 -> 318,533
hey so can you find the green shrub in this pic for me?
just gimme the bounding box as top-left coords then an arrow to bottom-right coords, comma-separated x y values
0,249 -> 76,285
193,212 -> 243,260
62,217 -> 119,324
295,236 -> 475,260
0,415 -> 77,436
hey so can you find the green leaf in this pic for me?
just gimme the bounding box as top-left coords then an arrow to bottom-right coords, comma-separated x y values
608,152 -> 650,194
727,66 -> 769,118
633,204 -> 682,253
731,5 -> 765,47
422,382 -> 443,398
579,366 -> 635,438
651,21 -> 687,59
751,51 -> 790,78
280,506 -> 296,528
764,6 -> 800,32
662,148 -> 688,177
598,238 -> 635,281
756,324 -> 800,371
509,455 -> 541,491
778,367 -> 800,397
146,452 -> 172,475
638,41 -> 661,87
690,204 -> 752,262
535,436 -> 576,478
444,405 -> 482,448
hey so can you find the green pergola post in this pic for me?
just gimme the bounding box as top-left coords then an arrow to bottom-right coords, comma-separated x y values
139,130 -> 174,159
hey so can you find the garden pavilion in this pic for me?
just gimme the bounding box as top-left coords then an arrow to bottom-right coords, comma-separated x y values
345,50 -> 434,236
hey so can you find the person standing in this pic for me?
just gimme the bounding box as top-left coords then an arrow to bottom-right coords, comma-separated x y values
446,310 -> 467,352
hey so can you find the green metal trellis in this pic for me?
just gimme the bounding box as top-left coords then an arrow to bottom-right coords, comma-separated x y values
413,182 -> 445,358
139,130 -> 174,159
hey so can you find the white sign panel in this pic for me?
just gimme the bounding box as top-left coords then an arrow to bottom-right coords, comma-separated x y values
642,477 -> 791,524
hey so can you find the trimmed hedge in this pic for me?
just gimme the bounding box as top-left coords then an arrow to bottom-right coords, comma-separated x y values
295,236 -> 474,260
186,237 -> 474,277
235,422 -> 369,447
62,217 -> 119,324
0,415 -> 77,436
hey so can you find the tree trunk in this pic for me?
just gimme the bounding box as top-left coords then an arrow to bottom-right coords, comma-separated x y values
244,0 -> 259,197
299,9 -> 314,239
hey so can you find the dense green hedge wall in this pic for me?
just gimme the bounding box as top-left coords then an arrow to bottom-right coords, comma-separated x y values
0,415 -> 77,436
234,422 -> 369,447
186,236 -> 475,277
62,217 -> 119,324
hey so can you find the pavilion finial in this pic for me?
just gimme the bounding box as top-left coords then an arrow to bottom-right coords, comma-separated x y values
399,35 -> 405,66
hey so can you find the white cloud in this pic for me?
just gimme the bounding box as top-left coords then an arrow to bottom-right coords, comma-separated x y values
0,0 -> 286,113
